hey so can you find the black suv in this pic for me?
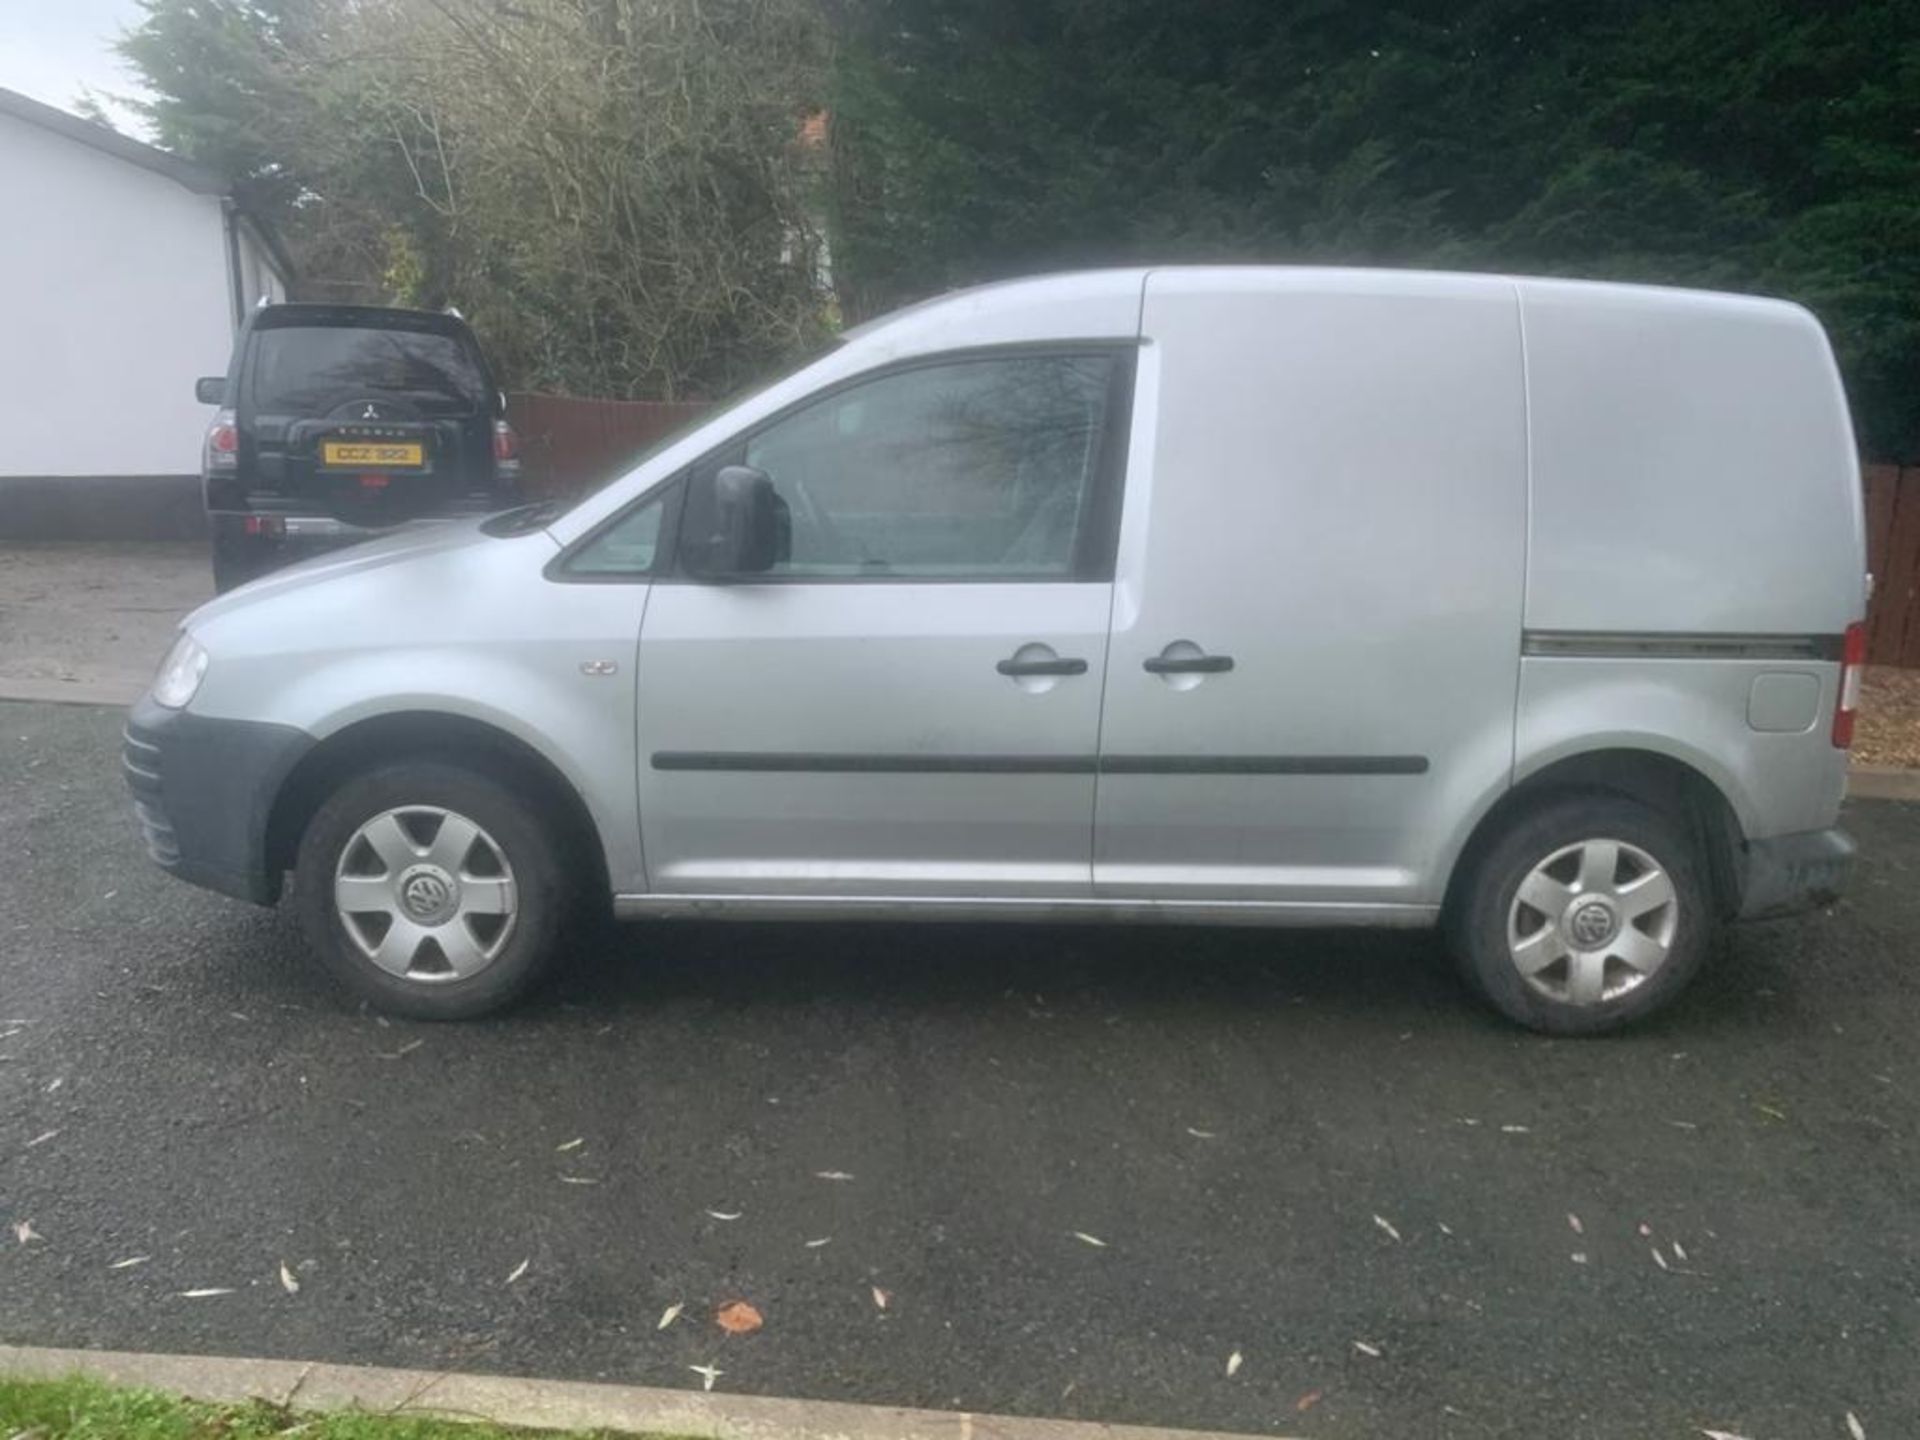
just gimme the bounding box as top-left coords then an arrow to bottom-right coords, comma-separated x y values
197,304 -> 521,591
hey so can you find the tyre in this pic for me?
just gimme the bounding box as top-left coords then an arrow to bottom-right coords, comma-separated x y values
210,520 -> 272,593
1451,792 -> 1714,1035
293,761 -> 570,1019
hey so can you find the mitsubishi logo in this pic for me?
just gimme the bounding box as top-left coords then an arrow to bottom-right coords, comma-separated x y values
361,403 -> 381,420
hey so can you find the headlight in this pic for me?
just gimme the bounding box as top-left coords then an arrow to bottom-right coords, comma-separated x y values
151,632 -> 210,709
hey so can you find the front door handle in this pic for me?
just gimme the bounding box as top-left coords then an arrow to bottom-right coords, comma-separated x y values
997,655 -> 1089,677
1143,653 -> 1234,675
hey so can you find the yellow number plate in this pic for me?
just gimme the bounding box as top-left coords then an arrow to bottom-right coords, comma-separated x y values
322,441 -> 423,467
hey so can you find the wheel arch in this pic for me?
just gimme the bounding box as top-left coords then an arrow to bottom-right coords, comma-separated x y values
1442,747 -> 1747,925
264,710 -> 610,901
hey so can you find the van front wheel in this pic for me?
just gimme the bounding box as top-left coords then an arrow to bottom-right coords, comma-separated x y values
1453,794 -> 1713,1035
294,762 -> 568,1019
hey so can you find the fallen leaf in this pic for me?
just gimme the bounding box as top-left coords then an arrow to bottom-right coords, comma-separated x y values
1500,1124 -> 1531,1134
716,1300 -> 764,1335
506,1258 -> 530,1284
1372,1214 -> 1402,1243
1638,1222 -> 1654,1237
1568,1213 -> 1584,1235
1072,1231 -> 1108,1248
109,1256 -> 150,1270
1698,1430 -> 1754,1440
13,1220 -> 40,1245
279,1262 -> 300,1295
558,1176 -> 600,1186
814,1170 -> 855,1181
45,1078 -> 62,1094
689,1364 -> 724,1392
805,1237 -> 832,1248
1756,1103 -> 1787,1122
1353,1340 -> 1382,1358
1673,1241 -> 1689,1263
1225,1350 -> 1243,1377
1438,1222 -> 1454,1236
705,1210 -> 742,1222
178,1288 -> 234,1298
1571,1252 -> 1588,1265
1848,1410 -> 1866,1440
24,1130 -> 57,1148
1667,1120 -> 1699,1130
1295,1389 -> 1324,1413
380,1039 -> 424,1060
657,1302 -> 684,1330
870,1286 -> 890,1310
1651,1247 -> 1669,1271
556,1138 -> 584,1152
1186,1127 -> 1218,1139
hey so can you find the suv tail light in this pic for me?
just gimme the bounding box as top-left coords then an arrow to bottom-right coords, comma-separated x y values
493,418 -> 520,463
1832,620 -> 1866,748
203,408 -> 239,475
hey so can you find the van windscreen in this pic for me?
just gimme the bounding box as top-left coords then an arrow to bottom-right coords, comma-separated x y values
249,326 -> 488,415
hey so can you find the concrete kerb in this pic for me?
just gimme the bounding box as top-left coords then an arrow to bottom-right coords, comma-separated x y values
0,1345 -> 1282,1440
1846,764 -> 1920,801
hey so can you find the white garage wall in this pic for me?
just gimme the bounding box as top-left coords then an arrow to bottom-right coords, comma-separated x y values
0,109 -> 236,477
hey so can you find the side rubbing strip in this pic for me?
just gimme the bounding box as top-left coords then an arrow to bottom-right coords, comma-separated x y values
1098,755 -> 1429,775
1522,631 -> 1845,662
651,753 -> 1429,776
651,753 -> 1096,774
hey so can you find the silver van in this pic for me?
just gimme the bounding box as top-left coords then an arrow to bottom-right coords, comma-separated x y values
125,267 -> 1866,1031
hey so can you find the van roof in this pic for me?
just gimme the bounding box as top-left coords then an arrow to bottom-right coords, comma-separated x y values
841,265 -> 1812,355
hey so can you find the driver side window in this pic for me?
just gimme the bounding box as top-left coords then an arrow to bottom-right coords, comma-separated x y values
739,352 -> 1120,580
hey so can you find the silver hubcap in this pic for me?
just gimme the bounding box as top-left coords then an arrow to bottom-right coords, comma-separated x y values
1507,837 -> 1678,1006
334,806 -> 517,982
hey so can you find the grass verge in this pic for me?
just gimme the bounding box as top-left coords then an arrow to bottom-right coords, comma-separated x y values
0,1374 -> 685,1440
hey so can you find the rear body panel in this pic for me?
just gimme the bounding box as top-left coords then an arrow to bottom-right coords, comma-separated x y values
1513,279 -> 1866,840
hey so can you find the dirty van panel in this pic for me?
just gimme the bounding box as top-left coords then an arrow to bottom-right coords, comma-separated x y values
1517,282 -> 1866,636
1097,270 -> 1528,907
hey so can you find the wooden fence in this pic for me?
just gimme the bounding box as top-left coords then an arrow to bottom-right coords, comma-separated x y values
1864,464 -> 1920,667
506,392 -> 710,502
508,391 -> 1920,670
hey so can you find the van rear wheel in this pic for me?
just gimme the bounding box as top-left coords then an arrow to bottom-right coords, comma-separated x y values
1453,793 -> 1713,1035
294,761 -> 568,1019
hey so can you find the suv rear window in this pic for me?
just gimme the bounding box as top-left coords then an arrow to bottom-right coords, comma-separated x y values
248,326 -> 489,416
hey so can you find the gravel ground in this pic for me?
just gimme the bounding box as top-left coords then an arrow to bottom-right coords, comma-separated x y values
0,543 -> 209,704
1857,666 -> 1920,768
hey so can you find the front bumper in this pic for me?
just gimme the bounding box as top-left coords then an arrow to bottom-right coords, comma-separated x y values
123,695 -> 315,905
1736,827 -> 1855,920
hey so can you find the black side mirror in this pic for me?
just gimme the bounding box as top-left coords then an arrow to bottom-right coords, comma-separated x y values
683,464 -> 790,578
195,376 -> 227,404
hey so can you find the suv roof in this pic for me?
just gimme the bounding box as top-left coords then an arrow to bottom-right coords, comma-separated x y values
251,303 -> 477,339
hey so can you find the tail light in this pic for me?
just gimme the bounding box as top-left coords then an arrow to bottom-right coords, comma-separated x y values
492,419 -> 520,463
1832,620 -> 1866,748
203,408 -> 238,474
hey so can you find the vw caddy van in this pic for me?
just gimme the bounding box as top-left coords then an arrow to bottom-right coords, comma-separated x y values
125,268 -> 1866,1032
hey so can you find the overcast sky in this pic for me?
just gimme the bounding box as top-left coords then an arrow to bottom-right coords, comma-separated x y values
0,0 -> 155,136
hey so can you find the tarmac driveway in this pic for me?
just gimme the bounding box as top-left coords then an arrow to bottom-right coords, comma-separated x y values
1,697 -> 1916,1440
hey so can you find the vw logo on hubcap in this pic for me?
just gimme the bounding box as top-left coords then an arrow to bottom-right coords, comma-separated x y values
1568,900 -> 1617,949
397,866 -> 457,924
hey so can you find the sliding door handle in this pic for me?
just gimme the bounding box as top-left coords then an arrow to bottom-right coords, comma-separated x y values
997,655 -> 1089,677
1143,653 -> 1234,675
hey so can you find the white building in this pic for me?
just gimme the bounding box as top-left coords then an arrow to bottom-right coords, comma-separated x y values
0,87 -> 290,538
